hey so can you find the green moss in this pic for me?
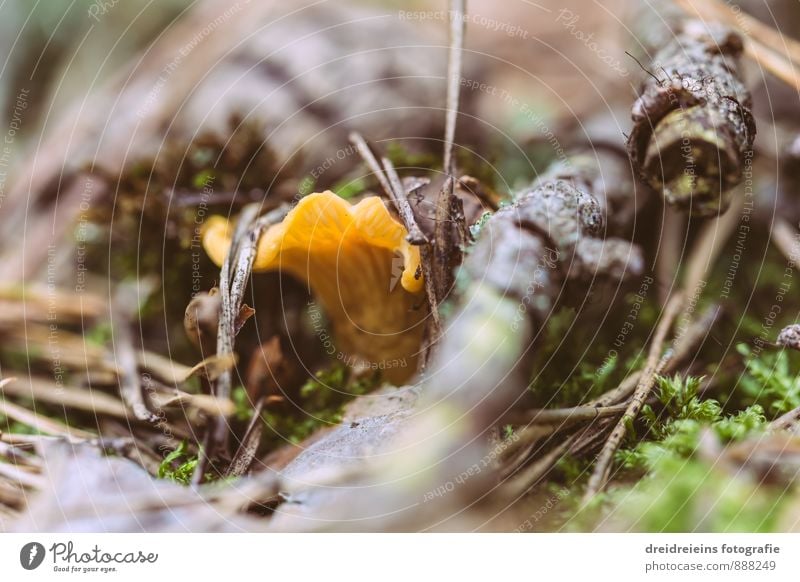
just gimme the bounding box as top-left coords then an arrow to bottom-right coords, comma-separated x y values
84,322 -> 113,347
736,343 -> 800,415
573,374 -> 783,532
617,374 -> 766,472
468,211 -> 493,239
261,363 -> 381,447
528,294 -> 655,408
232,386 -> 253,422
555,454 -> 589,484
192,169 -> 216,190
332,176 -> 367,200
606,455 -> 788,532
230,364 -> 382,451
385,142 -> 441,173
157,441 -> 199,485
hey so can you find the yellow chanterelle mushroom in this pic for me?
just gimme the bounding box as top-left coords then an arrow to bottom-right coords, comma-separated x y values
203,191 -> 427,382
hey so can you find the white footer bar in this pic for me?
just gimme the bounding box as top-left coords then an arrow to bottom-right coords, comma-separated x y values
0,533 -> 796,580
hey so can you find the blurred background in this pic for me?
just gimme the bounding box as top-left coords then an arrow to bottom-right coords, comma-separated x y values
2,0 -> 800,533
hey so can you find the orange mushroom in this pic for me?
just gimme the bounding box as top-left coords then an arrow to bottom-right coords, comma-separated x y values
203,191 -> 427,382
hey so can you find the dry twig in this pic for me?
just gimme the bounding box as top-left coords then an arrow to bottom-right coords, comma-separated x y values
196,203 -> 289,482
380,157 -> 429,245
771,218 -> 800,267
443,0 -> 466,175
112,280 -> 159,423
768,405 -> 800,432
582,293 -> 685,502
503,434 -> 581,500
0,385 -> 95,441
381,157 -> 442,340
226,398 -> 266,478
675,0 -> 800,91
349,132 -> 395,205
509,404 -> 629,427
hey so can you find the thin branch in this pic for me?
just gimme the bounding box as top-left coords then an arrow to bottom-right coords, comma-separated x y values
0,462 -> 44,490
503,433 -> 581,500
675,0 -> 800,68
432,175 -> 460,305
215,204 -> 289,406
499,424 -> 562,475
111,279 -> 159,423
771,217 -> 800,267
768,404 -> 800,432
506,404 -> 628,426
0,433 -> 86,446
655,208 -> 684,305
225,397 -> 266,478
349,132 -> 395,201
443,0 -> 466,175
0,396 -> 95,441
582,293 -> 685,502
195,203 -> 289,483
209,204 -> 259,448
499,407 -> 626,482
588,304 -> 720,408
562,418 -> 619,463
674,0 -> 800,91
3,376 -> 128,418
0,441 -> 41,468
380,157 -> 428,244
589,372 -> 642,409
382,157 -> 441,339
746,40 -> 800,92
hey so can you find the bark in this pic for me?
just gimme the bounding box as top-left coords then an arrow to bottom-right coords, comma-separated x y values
627,21 -> 755,217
